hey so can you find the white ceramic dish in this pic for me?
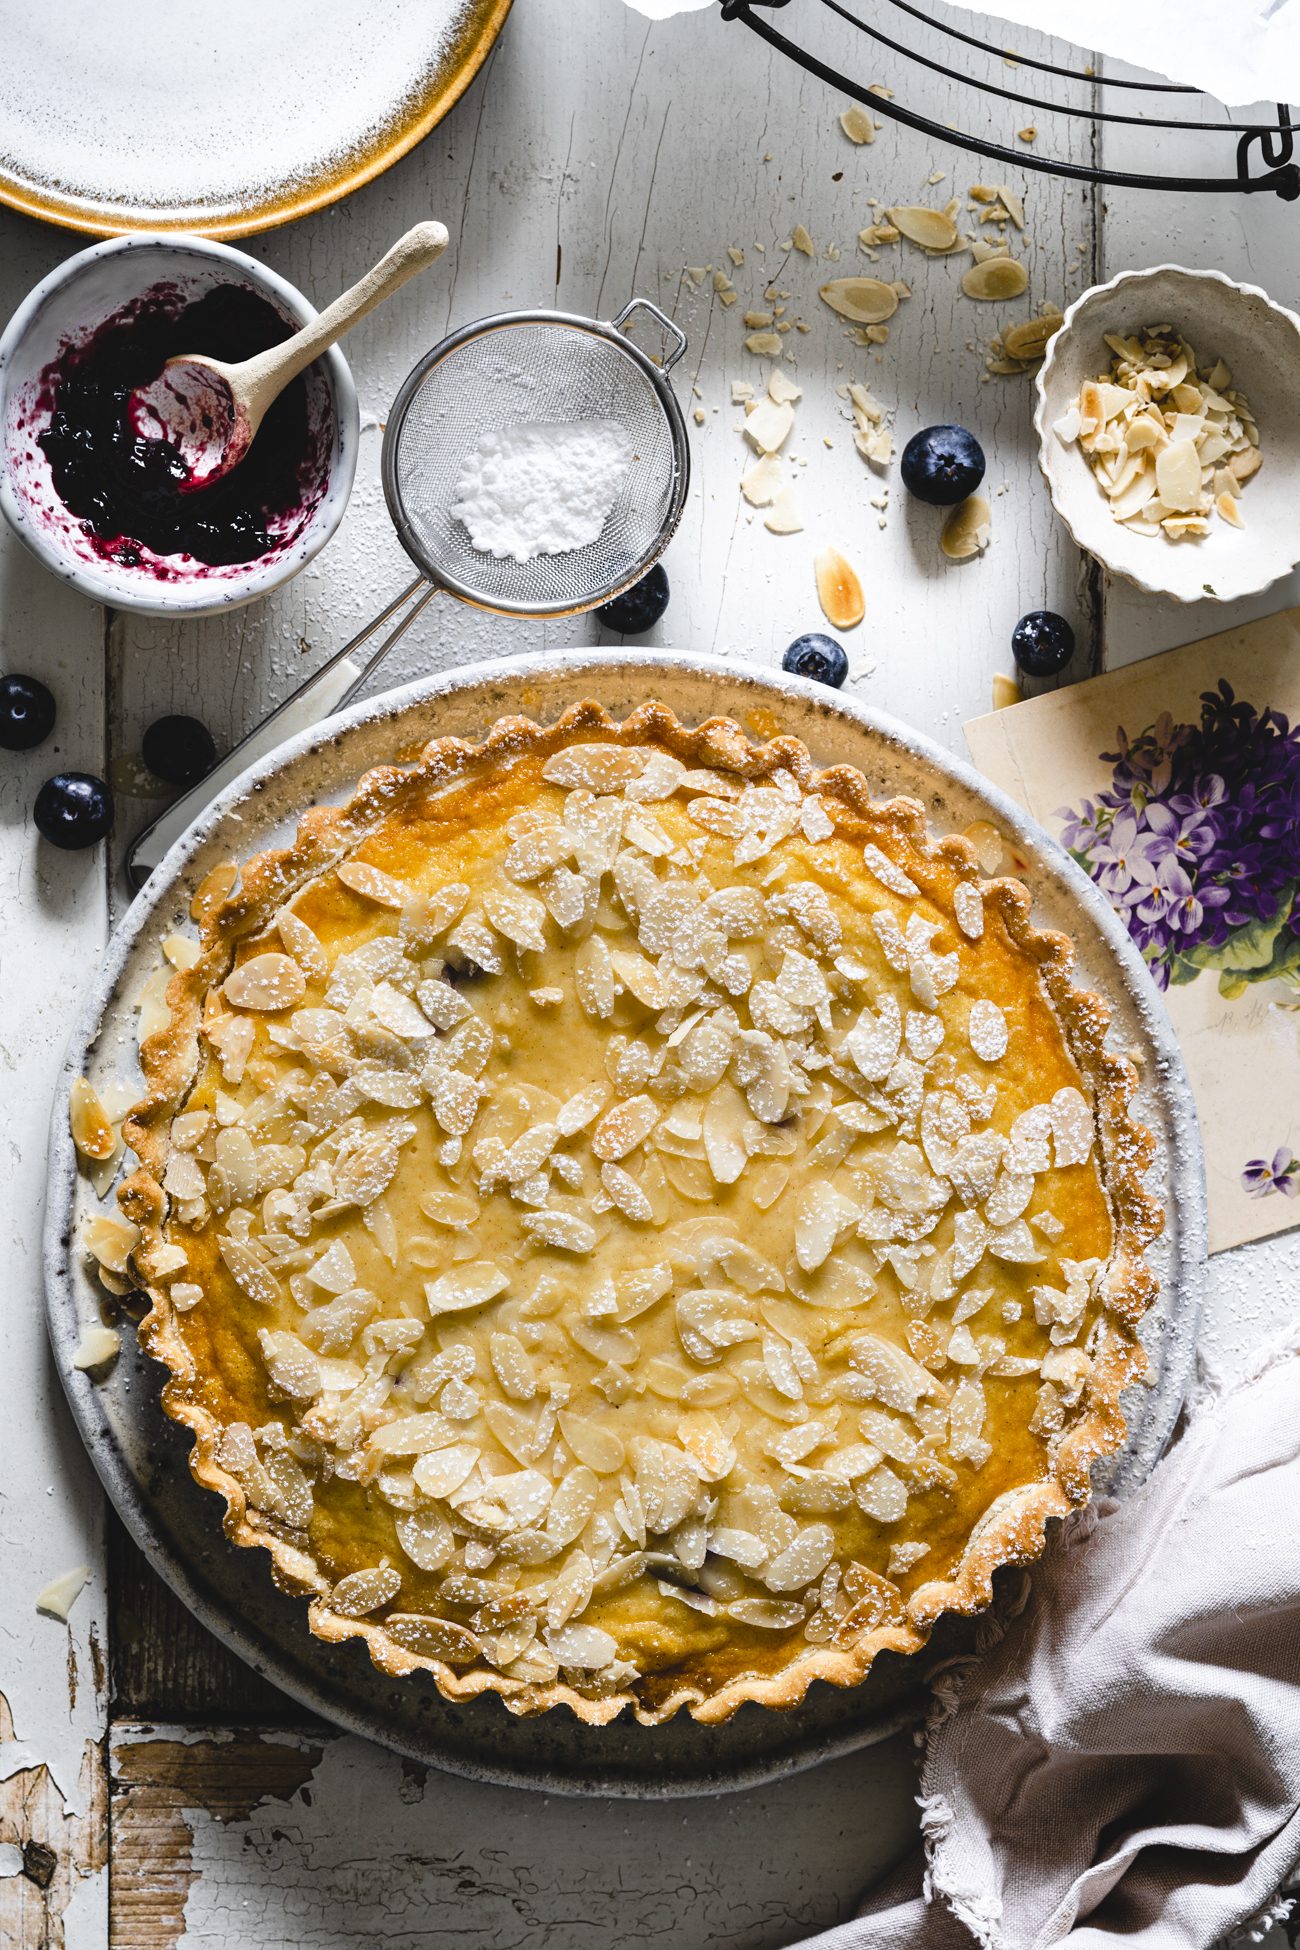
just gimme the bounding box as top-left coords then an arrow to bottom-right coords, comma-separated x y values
0,235 -> 359,618
0,0 -> 509,239
1035,264 -> 1300,605
44,650 -> 1205,1796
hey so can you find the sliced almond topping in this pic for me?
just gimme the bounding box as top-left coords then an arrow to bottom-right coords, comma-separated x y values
336,860 -> 410,908
425,1262 -> 509,1316
224,953 -> 307,1013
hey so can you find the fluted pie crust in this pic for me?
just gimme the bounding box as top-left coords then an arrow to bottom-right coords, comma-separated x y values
119,701 -> 1160,1725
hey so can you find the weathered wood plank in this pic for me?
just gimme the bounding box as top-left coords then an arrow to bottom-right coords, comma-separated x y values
0,213 -> 111,1950
108,1723 -> 919,1950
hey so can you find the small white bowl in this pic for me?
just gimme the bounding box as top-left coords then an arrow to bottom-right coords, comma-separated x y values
0,235 -> 359,618
1035,264 -> 1300,605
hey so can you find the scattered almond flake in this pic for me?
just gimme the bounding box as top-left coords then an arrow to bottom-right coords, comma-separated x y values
961,256 -> 1028,301
69,1077 -> 116,1160
424,1261 -> 509,1316
998,309 -> 1062,365
815,545 -> 865,629
992,671 -> 1021,710
819,277 -> 899,326
768,369 -> 801,405
224,952 -> 307,1013
740,453 -> 783,507
764,488 -> 804,534
693,407 -> 706,426
941,493 -> 991,560
684,265 -> 706,289
746,330 -> 785,357
727,245 -> 745,266
839,104 -> 876,144
888,205 -> 959,252
1018,125 -> 1037,143
790,223 -> 815,256
744,397 -> 795,455
335,860 -> 410,907
72,1324 -> 122,1373
744,310 -> 773,330
36,1566 -> 91,1622
968,998 -> 1008,1062
731,380 -> 754,404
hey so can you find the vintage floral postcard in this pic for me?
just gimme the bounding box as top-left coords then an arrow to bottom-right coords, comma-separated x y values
966,609 -> 1300,1254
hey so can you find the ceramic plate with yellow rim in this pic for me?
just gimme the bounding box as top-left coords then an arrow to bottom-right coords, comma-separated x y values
0,0 -> 511,239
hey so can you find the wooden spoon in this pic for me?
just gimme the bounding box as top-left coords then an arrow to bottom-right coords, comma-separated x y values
129,220 -> 449,487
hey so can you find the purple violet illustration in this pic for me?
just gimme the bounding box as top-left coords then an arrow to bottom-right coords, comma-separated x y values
1057,681 -> 1300,997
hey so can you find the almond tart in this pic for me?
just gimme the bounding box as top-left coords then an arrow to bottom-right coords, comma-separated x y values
114,701 -> 1160,1725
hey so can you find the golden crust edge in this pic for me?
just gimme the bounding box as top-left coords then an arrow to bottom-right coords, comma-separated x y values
116,696 -> 1163,1727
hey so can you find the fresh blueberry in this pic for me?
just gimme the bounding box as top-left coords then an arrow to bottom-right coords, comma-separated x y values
596,563 -> 670,636
0,672 -> 56,751
142,714 -> 217,787
900,425 -> 986,506
1012,610 -> 1075,677
34,772 -> 113,850
781,633 -> 848,689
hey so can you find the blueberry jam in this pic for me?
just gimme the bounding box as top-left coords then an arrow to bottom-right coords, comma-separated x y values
36,283 -> 320,573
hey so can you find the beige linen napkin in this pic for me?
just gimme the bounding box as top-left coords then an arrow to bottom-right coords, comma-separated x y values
795,1332 -> 1300,1950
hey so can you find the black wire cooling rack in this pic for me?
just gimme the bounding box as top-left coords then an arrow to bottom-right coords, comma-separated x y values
719,0 -> 1300,199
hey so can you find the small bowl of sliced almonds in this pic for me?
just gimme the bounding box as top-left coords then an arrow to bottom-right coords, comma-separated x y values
1034,263 -> 1300,603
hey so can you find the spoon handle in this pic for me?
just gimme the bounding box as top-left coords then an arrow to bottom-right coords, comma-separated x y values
237,221 -> 450,426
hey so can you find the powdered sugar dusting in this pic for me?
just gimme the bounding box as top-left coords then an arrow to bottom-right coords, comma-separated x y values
452,420 -> 634,563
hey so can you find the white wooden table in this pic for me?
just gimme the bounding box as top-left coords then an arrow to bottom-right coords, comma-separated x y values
2,4 -> 1297,1944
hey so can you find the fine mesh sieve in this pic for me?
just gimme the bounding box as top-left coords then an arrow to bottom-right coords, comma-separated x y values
384,305 -> 688,617
126,298 -> 689,887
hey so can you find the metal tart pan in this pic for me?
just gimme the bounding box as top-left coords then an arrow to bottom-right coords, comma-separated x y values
44,650 -> 1206,1798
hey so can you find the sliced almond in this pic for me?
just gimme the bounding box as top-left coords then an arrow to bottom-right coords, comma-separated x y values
818,278 -> 899,326
740,454 -> 783,508
744,398 -> 795,455
764,488 -> 804,535
839,104 -> 876,144
887,206 -> 958,252
767,369 -> 801,406
791,224 -> 814,256
1154,438 -> 1203,514
745,330 -> 784,357
70,1077 -> 116,1161
1000,310 -> 1061,363
940,494 -> 991,560
1216,490 -> 1245,528
961,257 -> 1029,301
814,546 -> 865,629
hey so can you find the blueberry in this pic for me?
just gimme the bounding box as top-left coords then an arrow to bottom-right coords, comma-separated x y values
142,714 -> 217,787
34,772 -> 113,850
0,672 -> 56,751
1012,610 -> 1075,677
596,563 -> 670,636
781,633 -> 848,689
900,425 -> 986,506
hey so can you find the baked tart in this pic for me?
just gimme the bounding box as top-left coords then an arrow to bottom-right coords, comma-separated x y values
114,702 -> 1159,1724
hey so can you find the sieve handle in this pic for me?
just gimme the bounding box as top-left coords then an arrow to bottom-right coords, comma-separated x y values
612,298 -> 687,373
124,576 -> 438,890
